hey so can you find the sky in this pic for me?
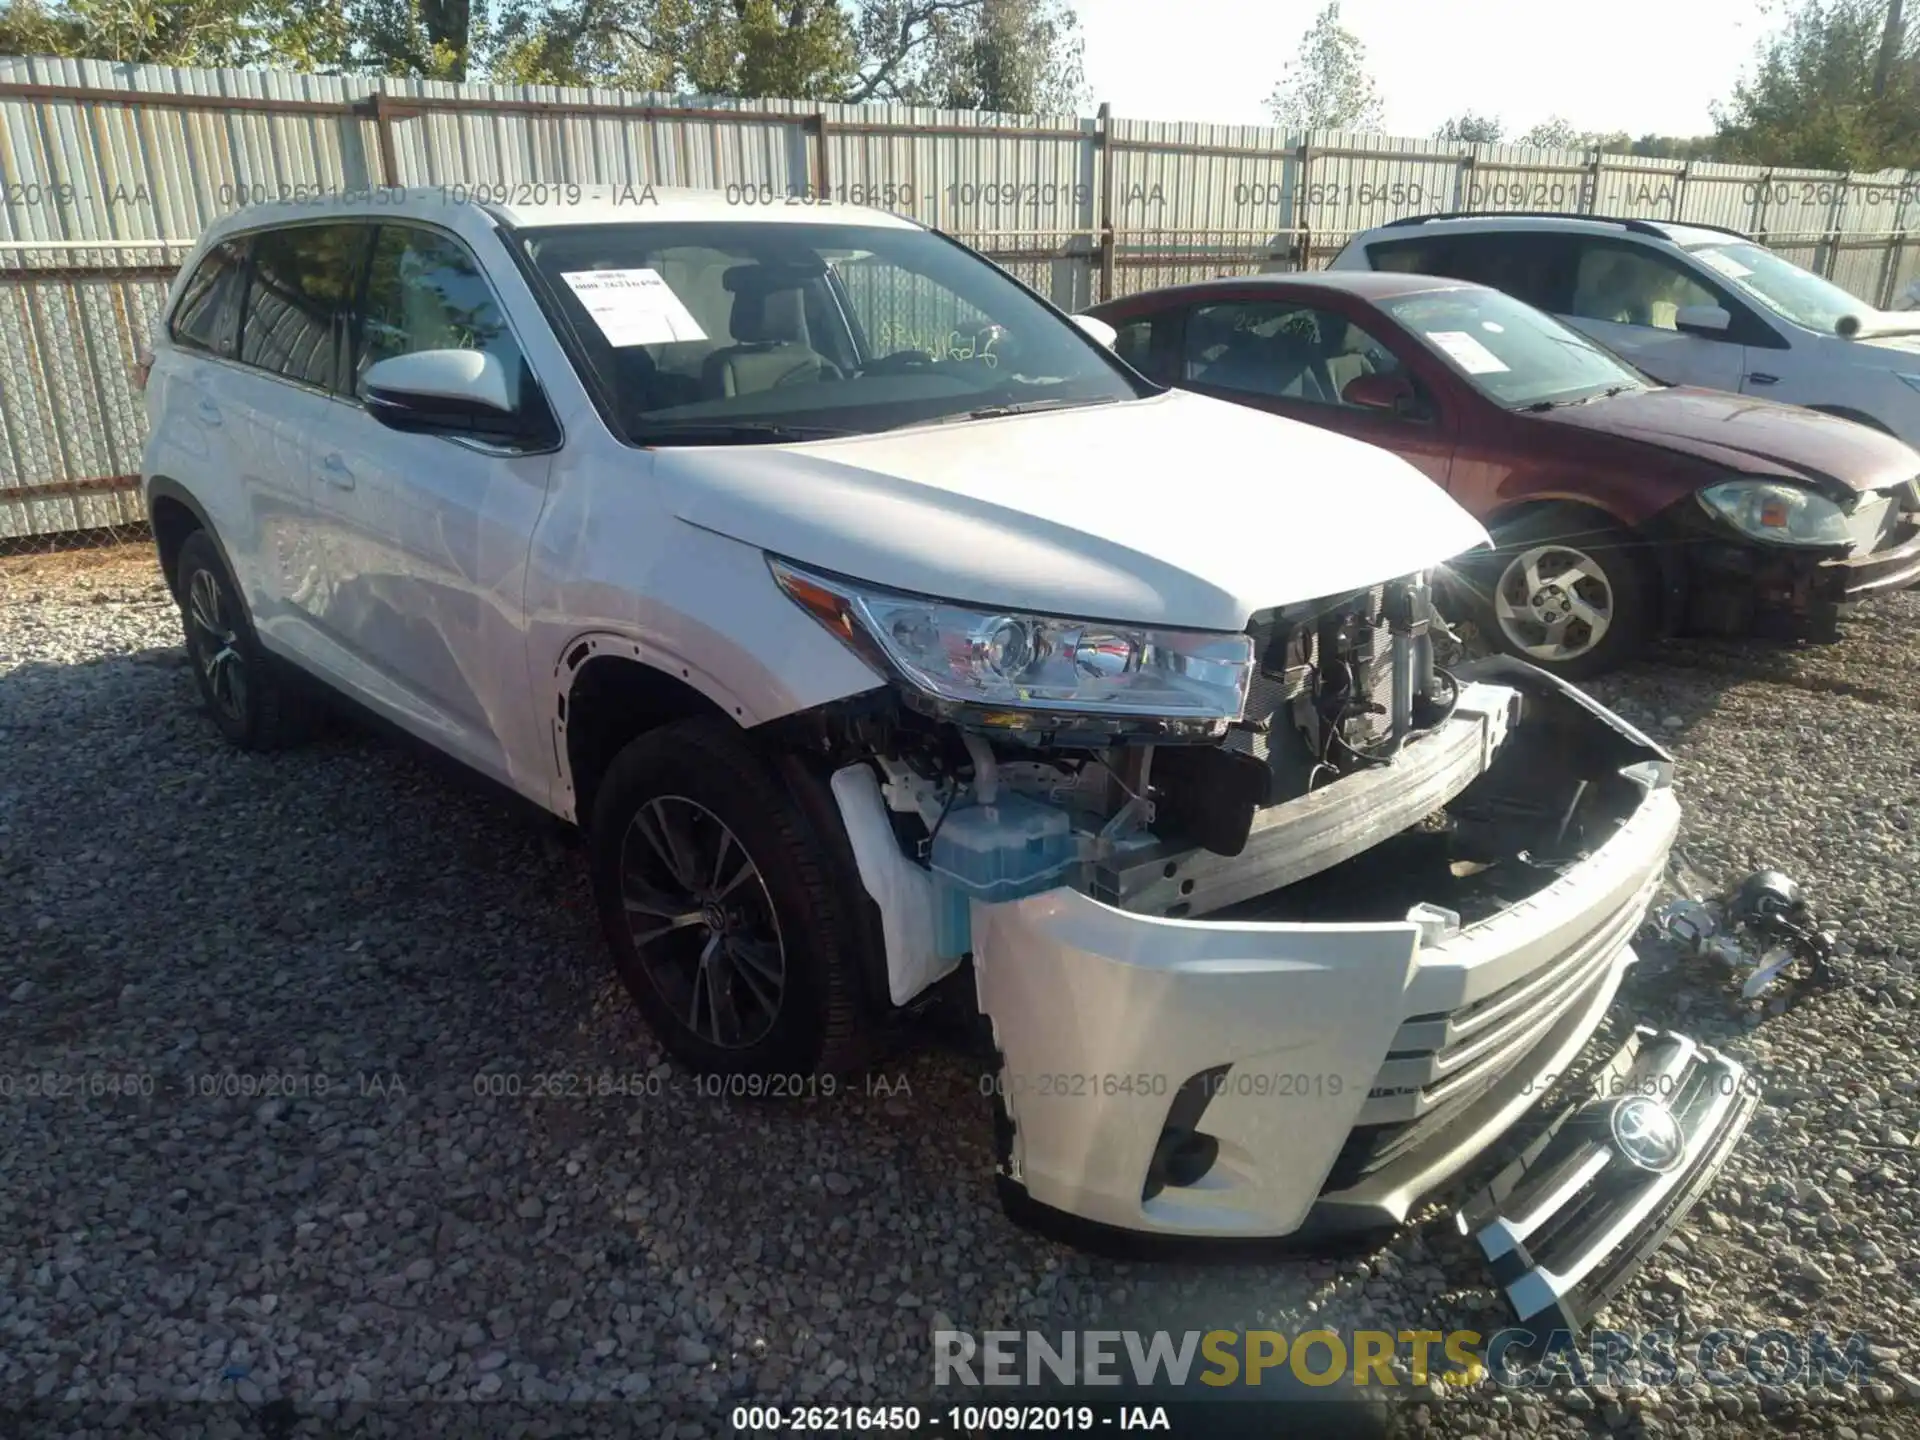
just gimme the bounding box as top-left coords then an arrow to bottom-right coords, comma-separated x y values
1075,0 -> 1773,137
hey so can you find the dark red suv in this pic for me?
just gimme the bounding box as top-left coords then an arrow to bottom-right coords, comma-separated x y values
1090,271 -> 1920,677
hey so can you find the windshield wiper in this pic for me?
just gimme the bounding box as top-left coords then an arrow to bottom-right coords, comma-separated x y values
933,395 -> 1122,424
1520,384 -> 1637,413
634,421 -> 854,446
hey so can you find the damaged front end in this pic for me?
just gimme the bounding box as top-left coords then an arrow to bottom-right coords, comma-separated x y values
779,558 -> 1747,1296
1659,476 -> 1920,641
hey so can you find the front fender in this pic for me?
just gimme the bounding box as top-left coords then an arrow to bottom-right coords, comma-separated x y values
537,524 -> 886,726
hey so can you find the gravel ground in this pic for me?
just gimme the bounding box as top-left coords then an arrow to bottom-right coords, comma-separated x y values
4,543 -> 1919,1440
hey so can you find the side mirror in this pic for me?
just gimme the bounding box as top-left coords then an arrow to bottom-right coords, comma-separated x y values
1674,304 -> 1732,337
1342,371 -> 1422,416
1071,313 -> 1118,348
363,350 -> 533,439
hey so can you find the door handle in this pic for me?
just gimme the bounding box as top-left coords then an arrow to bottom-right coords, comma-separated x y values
1747,372 -> 1780,385
320,452 -> 355,490
195,398 -> 222,426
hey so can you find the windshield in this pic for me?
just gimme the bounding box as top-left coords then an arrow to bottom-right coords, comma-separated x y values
1379,286 -> 1650,408
1685,241 -> 1862,332
515,221 -> 1142,442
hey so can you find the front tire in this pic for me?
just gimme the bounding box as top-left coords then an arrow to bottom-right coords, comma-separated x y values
174,530 -> 311,750
1449,507 -> 1652,680
588,719 -> 871,1077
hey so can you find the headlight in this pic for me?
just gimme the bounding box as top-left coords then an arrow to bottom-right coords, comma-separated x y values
1697,480 -> 1852,548
770,558 -> 1254,732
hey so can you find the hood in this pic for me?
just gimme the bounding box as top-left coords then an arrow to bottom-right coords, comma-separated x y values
1538,386 -> 1920,499
1858,331 -> 1920,358
1835,309 -> 1920,340
662,388 -> 1490,633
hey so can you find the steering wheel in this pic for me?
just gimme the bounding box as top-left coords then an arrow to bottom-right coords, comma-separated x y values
773,357 -> 845,387
859,349 -> 937,375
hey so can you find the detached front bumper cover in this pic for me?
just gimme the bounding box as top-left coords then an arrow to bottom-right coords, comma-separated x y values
1824,516 -> 1920,600
1456,1026 -> 1757,1332
971,660 -> 1680,1241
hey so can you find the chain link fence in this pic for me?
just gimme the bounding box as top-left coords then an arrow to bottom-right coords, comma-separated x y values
6,58 -> 1920,553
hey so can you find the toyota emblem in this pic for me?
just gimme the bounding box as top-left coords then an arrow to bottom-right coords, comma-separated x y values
1610,1096 -> 1685,1173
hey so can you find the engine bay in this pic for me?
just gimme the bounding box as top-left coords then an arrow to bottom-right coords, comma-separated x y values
791,569 -> 1674,994
837,572 -> 1462,853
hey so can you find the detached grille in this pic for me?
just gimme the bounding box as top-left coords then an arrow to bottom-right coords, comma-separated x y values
1459,1029 -> 1757,1331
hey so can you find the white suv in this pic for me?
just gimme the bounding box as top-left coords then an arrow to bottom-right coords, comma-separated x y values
1332,212 -> 1920,445
141,188 -> 1748,1313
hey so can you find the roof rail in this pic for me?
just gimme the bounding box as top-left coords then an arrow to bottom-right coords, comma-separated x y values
1379,211 -> 1753,241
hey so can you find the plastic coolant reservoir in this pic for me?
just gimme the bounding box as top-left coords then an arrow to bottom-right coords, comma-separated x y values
929,792 -> 1078,958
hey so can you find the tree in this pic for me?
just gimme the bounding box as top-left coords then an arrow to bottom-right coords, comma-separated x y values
491,0 -> 858,95
1581,130 -> 1721,159
1434,109 -> 1504,144
2,0 -> 1084,105
1713,0 -> 1920,169
0,0 -> 331,66
890,0 -> 1085,112
1265,0 -> 1385,132
1517,115 -> 1579,148
353,0 -> 478,78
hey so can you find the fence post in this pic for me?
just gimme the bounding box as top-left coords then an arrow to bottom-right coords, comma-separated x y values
1673,160 -> 1691,221
1883,167 -> 1920,307
810,113 -> 832,197
1293,138 -> 1310,270
1096,101 -> 1115,302
367,92 -> 400,188
1455,149 -> 1474,211
1753,169 -> 1773,244
1824,172 -> 1852,278
1583,151 -> 1601,213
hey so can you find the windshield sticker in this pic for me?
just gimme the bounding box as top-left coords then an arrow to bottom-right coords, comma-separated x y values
1695,250 -> 1755,281
561,268 -> 708,346
1426,330 -> 1511,374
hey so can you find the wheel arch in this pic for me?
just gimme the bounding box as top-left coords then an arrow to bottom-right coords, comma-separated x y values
1478,492 -> 1638,535
563,656 -> 898,1029
1805,403 -> 1894,434
145,476 -> 226,598
1480,494 -> 1688,637
555,642 -> 739,826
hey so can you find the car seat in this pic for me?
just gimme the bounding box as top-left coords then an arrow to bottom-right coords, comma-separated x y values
1316,319 -> 1377,400
701,266 -> 832,397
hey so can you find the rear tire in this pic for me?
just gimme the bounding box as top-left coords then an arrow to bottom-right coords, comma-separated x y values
588,719 -> 871,1078
1448,507 -> 1652,680
174,530 -> 312,750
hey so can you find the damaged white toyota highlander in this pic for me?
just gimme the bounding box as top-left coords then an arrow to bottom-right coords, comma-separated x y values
142,187 -> 1754,1329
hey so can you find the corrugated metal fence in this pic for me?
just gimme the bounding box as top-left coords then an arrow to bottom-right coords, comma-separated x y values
5,55 -> 1920,542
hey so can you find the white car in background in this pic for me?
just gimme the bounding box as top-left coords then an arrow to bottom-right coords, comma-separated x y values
139,187 -> 1750,1327
1332,212 -> 1920,447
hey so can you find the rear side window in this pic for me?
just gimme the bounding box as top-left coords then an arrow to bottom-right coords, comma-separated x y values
353,225 -> 526,407
169,239 -> 247,357
1182,299 -> 1412,410
1372,232 -> 1567,312
239,224 -> 367,391
1111,317 -> 1153,367
1367,238 -> 1449,275
1109,313 -> 1177,383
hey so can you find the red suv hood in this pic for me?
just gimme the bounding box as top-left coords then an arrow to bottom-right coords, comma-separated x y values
1541,386 -> 1918,499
